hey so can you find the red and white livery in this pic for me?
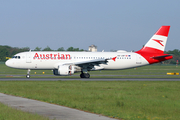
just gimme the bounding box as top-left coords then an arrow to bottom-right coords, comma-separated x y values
5,26 -> 173,78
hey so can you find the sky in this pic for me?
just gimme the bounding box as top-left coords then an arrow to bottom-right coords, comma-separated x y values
0,0 -> 180,52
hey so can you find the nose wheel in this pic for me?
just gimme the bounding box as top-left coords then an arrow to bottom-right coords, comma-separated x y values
26,74 -> 30,78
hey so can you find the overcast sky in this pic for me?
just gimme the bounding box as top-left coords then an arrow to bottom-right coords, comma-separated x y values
0,0 -> 179,51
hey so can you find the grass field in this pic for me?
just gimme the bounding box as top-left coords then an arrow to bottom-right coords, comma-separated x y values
0,62 -> 180,120
0,102 -> 48,120
0,81 -> 180,120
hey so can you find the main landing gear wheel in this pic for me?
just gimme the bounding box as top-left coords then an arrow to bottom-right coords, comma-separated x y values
80,73 -> 90,78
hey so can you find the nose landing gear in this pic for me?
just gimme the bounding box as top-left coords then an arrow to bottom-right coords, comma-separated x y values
26,69 -> 31,78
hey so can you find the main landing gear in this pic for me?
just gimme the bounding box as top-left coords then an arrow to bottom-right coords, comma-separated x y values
26,69 -> 31,78
80,72 -> 90,78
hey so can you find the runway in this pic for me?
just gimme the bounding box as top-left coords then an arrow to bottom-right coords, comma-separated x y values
1,78 -> 180,81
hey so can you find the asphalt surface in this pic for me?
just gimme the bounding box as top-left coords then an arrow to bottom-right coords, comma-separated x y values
1,78 -> 180,81
0,93 -> 118,120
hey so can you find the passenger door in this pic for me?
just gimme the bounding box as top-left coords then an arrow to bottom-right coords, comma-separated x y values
26,52 -> 31,63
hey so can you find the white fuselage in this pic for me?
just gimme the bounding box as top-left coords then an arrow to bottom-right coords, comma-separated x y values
5,51 -> 149,71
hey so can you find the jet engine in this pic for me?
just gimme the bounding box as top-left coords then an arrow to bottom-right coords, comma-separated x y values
53,65 -> 75,76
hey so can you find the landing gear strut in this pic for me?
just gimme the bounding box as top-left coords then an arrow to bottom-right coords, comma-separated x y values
80,72 -> 90,78
26,69 -> 31,78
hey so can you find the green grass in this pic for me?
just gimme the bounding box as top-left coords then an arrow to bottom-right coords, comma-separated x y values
0,81 -> 180,120
0,102 -> 48,120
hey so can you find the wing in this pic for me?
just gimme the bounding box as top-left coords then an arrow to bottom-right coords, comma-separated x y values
73,58 -> 109,71
55,57 -> 116,71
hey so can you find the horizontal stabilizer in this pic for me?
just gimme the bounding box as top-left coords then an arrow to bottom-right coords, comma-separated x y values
151,55 -> 173,59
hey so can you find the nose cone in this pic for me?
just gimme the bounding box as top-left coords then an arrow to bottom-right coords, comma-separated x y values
5,59 -> 21,68
5,60 -> 15,68
5,60 -> 11,67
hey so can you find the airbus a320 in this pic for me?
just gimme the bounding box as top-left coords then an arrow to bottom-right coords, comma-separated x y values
5,26 -> 173,78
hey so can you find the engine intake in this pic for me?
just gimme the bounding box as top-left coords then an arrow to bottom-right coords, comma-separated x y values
53,65 -> 74,76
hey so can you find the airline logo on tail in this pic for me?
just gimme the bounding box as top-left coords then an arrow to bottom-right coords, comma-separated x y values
152,39 -> 164,46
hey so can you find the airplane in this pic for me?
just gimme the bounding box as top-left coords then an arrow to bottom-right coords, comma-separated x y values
5,26 -> 173,78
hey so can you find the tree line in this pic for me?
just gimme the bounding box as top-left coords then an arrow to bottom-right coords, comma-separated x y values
0,45 -> 179,64
164,49 -> 180,64
0,45 -> 84,61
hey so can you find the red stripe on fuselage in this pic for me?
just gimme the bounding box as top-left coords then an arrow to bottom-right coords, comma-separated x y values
137,47 -> 164,54
136,47 -> 172,64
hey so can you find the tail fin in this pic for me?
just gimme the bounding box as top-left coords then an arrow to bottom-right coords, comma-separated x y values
136,26 -> 173,64
137,26 -> 170,54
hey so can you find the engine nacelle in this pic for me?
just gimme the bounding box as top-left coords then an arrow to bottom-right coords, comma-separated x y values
53,65 -> 75,76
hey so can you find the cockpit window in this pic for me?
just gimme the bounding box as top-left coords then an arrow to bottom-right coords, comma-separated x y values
12,56 -> 21,59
